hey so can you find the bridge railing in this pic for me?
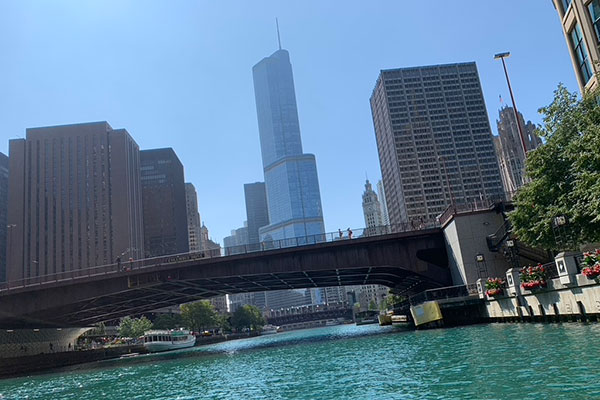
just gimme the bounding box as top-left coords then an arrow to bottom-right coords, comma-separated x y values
0,220 -> 439,292
409,283 -> 479,306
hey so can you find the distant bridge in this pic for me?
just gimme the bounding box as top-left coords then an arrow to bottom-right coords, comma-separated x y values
0,225 -> 450,328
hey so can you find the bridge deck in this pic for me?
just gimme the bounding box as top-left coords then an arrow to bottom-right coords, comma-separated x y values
0,228 -> 450,328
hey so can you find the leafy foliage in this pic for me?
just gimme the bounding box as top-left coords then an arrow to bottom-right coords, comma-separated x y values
230,305 -> 265,332
509,85 -> 600,250
153,313 -> 183,330
180,301 -> 218,332
118,316 -> 153,338
484,278 -> 504,290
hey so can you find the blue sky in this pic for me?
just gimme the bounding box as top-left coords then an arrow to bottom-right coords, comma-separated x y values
0,1 -> 579,244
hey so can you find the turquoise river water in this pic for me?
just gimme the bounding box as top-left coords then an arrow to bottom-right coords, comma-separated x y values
1,323 -> 600,399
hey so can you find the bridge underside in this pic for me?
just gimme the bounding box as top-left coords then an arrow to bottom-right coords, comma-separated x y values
0,229 -> 450,328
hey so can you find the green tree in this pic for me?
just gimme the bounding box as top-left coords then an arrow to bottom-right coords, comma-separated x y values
153,313 -> 183,330
89,322 -> 106,336
509,84 -> 600,250
230,305 -> 265,332
181,301 -> 218,332
118,316 -> 152,338
368,300 -> 377,311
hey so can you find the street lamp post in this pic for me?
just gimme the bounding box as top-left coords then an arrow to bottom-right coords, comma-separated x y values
494,52 -> 528,158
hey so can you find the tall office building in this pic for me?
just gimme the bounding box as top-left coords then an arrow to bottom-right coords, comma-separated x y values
185,183 -> 202,252
493,106 -> 543,196
223,223 -> 249,255
244,182 -> 269,247
362,179 -> 384,233
140,148 -> 189,258
552,0 -> 600,92
0,153 -> 8,282
370,62 -> 504,225
253,48 -> 325,241
7,122 -> 144,282
376,180 -> 390,226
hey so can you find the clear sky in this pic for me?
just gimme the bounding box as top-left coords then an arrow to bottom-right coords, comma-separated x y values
0,1 -> 579,245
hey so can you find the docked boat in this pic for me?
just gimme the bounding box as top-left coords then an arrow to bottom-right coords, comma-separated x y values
378,314 -> 392,326
143,329 -> 196,352
391,315 -> 409,326
261,324 -> 280,335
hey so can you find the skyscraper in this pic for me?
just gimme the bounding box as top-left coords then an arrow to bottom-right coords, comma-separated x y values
140,148 -> 189,257
552,0 -> 600,93
7,122 -> 144,282
223,223 -> 248,255
244,182 -> 269,248
493,106 -> 543,196
376,179 -> 390,226
252,48 -> 325,241
362,179 -> 383,233
185,183 -> 202,252
370,62 -> 504,225
0,152 -> 8,282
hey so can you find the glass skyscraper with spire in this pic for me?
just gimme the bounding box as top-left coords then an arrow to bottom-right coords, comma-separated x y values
252,48 -> 325,241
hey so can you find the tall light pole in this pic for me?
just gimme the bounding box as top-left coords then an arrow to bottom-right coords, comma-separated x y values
494,52 -> 528,158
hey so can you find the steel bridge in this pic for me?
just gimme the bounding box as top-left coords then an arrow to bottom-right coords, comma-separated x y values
0,224 -> 450,328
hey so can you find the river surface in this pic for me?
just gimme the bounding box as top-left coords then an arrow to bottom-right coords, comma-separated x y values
1,323 -> 599,399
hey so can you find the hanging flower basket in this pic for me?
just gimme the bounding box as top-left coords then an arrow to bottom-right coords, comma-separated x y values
582,266 -> 600,279
484,278 -> 504,298
485,288 -> 503,296
520,264 -> 548,291
521,280 -> 547,290
581,250 -> 600,282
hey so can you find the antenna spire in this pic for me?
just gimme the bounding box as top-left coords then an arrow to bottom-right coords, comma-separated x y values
276,18 -> 282,50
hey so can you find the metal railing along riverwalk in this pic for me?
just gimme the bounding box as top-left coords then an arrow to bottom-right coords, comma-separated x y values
409,284 -> 479,306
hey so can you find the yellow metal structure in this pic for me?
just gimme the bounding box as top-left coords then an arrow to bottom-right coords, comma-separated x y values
410,301 -> 443,327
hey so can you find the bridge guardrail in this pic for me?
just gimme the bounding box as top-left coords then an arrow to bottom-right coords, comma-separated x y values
0,221 -> 440,292
409,283 -> 479,306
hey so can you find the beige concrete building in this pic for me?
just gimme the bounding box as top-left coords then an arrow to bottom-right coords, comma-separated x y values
370,63 -> 504,224
7,122 -> 144,282
553,0 -> 600,92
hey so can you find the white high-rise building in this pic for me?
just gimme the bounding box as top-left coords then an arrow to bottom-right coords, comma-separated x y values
376,180 -> 390,226
362,179 -> 383,229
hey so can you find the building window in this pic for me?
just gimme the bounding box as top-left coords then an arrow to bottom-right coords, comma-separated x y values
561,0 -> 572,13
570,23 -> 594,84
589,0 -> 600,42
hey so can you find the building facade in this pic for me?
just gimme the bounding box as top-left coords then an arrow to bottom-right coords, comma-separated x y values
7,122 -> 144,282
199,223 -> 221,256
370,62 -> 504,225
244,182 -> 269,248
362,179 -> 384,234
140,148 -> 189,258
185,183 -> 202,252
0,153 -> 8,282
223,223 -> 249,255
252,48 -> 325,241
493,106 -> 543,196
376,179 -> 390,226
552,0 -> 600,92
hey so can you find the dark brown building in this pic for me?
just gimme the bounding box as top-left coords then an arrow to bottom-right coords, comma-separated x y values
7,122 -> 144,282
141,148 -> 189,257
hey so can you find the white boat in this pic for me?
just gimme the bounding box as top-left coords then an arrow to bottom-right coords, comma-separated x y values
261,324 -> 280,335
143,329 -> 196,352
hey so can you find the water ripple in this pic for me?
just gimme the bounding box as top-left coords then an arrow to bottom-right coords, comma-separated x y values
1,324 -> 599,399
